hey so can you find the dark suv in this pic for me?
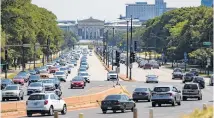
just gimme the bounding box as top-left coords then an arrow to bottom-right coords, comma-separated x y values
182,73 -> 194,83
172,68 -> 183,79
193,77 -> 205,89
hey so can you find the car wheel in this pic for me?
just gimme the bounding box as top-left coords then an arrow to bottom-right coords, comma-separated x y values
21,95 -> 24,100
113,110 -> 116,113
107,79 -> 109,81
121,106 -> 126,113
158,103 -> 161,107
135,100 -> 138,102
152,102 -> 156,107
102,110 -> 107,114
17,96 -> 21,101
198,96 -> 202,100
172,100 -> 175,106
27,112 -> 32,117
82,87 -> 84,89
177,100 -> 181,105
41,113 -> 46,116
182,97 -> 187,101
148,98 -> 151,102
48,106 -> 54,116
61,104 -> 67,115
2,98 -> 5,101
88,81 -> 90,83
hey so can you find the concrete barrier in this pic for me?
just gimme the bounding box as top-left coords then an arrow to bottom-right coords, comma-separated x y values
1,86 -> 126,116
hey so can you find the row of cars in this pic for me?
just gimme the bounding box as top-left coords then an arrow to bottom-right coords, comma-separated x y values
100,81 -> 204,114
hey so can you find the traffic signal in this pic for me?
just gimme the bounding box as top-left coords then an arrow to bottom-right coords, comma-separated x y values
116,51 -> 120,67
134,41 -> 137,52
130,52 -> 136,63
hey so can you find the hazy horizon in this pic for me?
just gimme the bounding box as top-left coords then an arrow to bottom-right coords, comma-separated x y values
32,0 -> 201,21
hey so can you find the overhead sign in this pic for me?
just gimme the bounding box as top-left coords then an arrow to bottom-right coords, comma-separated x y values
203,42 -> 211,46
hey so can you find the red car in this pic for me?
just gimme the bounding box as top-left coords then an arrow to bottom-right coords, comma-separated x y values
70,77 -> 86,89
143,63 -> 152,69
13,76 -> 25,85
49,67 -> 59,73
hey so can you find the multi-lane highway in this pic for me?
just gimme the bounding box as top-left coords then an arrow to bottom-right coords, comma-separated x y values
18,50 -> 213,118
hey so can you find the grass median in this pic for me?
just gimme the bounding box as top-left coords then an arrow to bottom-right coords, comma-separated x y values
181,106 -> 213,118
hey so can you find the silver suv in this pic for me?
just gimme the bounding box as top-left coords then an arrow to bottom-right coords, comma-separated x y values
182,83 -> 202,101
2,84 -> 24,101
151,85 -> 181,107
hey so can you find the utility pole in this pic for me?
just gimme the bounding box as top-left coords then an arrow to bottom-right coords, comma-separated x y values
129,15 -> 133,80
5,48 -> 8,78
126,20 -> 129,78
112,27 -> 115,70
34,43 -> 36,69
103,33 -> 105,62
47,38 -> 50,63
105,31 -> 108,65
22,42 -> 25,71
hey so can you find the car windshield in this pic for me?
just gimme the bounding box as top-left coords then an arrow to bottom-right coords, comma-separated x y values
42,80 -> 53,83
134,88 -> 148,92
174,69 -> 182,72
1,79 -> 11,84
30,75 -> 40,80
29,83 -> 42,87
73,79 -> 83,81
194,77 -> 204,81
55,72 -> 64,75
60,68 -> 66,71
184,84 -> 198,89
14,76 -> 23,79
109,71 -> 116,74
105,95 -> 121,100
79,73 -> 88,76
186,73 -> 193,76
28,94 -> 48,100
154,87 -> 170,92
81,63 -> 87,65
5,86 -> 18,90
147,75 -> 157,78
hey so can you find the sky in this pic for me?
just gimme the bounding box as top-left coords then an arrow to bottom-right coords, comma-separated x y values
32,0 -> 201,21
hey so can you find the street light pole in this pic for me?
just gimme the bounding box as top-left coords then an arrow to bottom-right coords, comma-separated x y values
106,30 -> 109,68
105,31 -> 108,65
126,20 -> 129,78
22,42 -> 25,71
47,38 -> 50,63
129,15 -> 133,80
34,43 -> 36,69
5,48 -> 8,78
112,27 -> 115,70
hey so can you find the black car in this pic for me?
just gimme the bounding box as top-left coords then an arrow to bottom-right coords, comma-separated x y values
189,68 -> 199,76
193,76 -> 205,89
101,94 -> 135,114
28,75 -> 40,86
50,77 -> 61,89
1,79 -> 14,90
182,73 -> 194,83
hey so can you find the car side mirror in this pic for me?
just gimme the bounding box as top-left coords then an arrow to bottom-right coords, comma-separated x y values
129,98 -> 133,101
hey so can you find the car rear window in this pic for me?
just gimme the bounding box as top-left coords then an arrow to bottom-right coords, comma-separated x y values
153,87 -> 170,92
5,86 -> 18,90
105,95 -> 121,100
184,84 -> 198,89
186,73 -> 193,76
134,88 -> 147,92
28,94 -> 48,100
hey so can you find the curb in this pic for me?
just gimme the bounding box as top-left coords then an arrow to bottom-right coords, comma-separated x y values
1,86 -> 130,118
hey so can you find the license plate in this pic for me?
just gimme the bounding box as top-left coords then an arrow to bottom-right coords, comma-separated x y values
107,107 -> 112,109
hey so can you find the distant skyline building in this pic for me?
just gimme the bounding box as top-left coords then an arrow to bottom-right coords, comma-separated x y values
201,0 -> 213,7
125,0 -> 175,21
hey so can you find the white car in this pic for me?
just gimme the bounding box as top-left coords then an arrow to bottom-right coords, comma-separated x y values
107,71 -> 118,81
54,71 -> 67,82
146,75 -> 159,83
151,85 -> 181,107
78,72 -> 90,83
26,93 -> 67,116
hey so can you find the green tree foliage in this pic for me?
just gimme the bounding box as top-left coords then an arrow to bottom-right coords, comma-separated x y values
61,31 -> 78,50
132,6 -> 213,61
1,0 -> 63,65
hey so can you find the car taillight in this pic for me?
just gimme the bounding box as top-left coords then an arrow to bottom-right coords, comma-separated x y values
44,100 -> 48,105
115,101 -> 120,105
168,93 -> 172,96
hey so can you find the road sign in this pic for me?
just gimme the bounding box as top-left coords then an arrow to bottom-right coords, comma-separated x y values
203,42 -> 211,46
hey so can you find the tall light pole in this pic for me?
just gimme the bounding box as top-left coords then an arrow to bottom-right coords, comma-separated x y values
112,27 -> 115,70
126,21 -> 129,78
129,15 -> 133,80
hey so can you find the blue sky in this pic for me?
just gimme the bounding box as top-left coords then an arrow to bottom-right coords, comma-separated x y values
32,0 -> 201,21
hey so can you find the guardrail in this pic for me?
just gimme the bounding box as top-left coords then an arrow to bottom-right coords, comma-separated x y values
53,103 -> 209,118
